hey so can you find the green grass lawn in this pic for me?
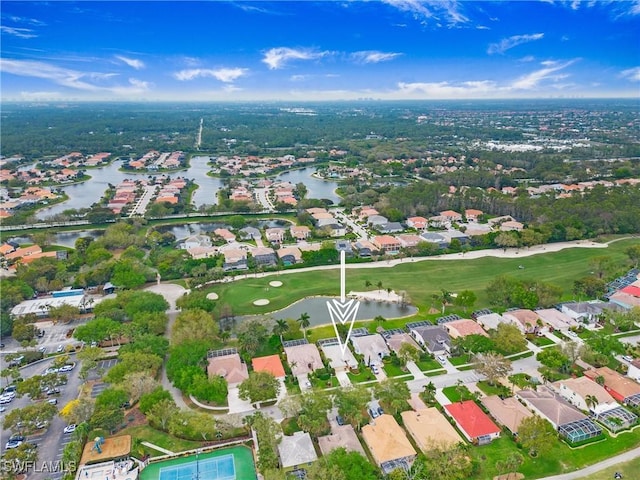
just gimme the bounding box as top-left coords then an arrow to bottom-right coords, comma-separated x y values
527,335 -> 555,347
449,354 -> 472,366
415,357 -> 441,371
382,361 -> 412,378
119,425 -> 203,454
202,239 -> 637,317
476,380 -> 510,397
470,427 -> 640,479
442,385 -> 474,403
347,369 -> 377,384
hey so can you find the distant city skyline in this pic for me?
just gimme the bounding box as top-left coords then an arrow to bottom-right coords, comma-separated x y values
1,1 -> 639,101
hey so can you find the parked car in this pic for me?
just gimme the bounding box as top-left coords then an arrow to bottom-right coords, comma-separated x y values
56,345 -> 64,353
0,406 -> 6,413
47,398 -> 58,405
38,346 -> 47,353
377,406 -> 384,416
567,331 -> 578,338
336,415 -> 345,426
437,355 -> 447,365
369,408 -> 380,419
5,435 -> 25,450
63,424 -> 77,434
622,355 -> 634,362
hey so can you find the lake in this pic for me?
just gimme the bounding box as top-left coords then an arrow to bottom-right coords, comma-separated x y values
36,158 -> 338,219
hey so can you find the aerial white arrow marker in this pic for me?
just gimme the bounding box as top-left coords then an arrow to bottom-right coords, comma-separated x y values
326,250 -> 360,356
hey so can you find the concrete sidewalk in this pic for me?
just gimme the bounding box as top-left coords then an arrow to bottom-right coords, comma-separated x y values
141,441 -> 174,455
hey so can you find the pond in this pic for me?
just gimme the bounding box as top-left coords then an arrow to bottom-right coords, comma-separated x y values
264,296 -> 417,327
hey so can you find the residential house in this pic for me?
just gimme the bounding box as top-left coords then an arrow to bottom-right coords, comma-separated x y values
408,325 -> 451,355
283,343 -> 323,376
516,386 -> 603,443
277,431 -> 318,469
4,245 -> 43,263
584,367 -> 640,404
213,228 -> 236,243
406,216 -> 428,230
358,207 -> 379,221
627,359 -> 640,383
377,222 -> 404,234
551,377 -> 618,415
325,223 -> 346,237
444,319 -> 489,339
367,215 -> 389,227
223,249 -> 248,271
472,309 -> 509,331
560,301 -> 624,325
401,408 -> 463,451
372,235 -> 401,255
206,352 -> 249,387
420,232 -> 448,249
481,395 -> 533,435
252,355 -> 286,379
535,308 -> 579,331
609,282 -> 640,309
335,240 -> 354,256
502,309 -> 541,334
182,234 -> 211,250
443,400 -> 501,444
361,414 -> 417,474
439,230 -> 470,246
318,339 -> 358,372
439,210 -> 463,224
265,227 -> 286,244
354,240 -> 378,257
500,221 -> 524,232
290,225 -> 311,241
277,246 -> 302,266
239,226 -> 261,240
383,332 -> 421,355
350,333 -> 390,366
464,209 -> 483,222
396,234 -> 423,248
251,246 -> 277,267
318,425 -> 366,457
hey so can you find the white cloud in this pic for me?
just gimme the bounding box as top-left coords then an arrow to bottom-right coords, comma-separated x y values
262,47 -> 330,70
173,67 -> 248,83
382,0 -> 469,25
290,74 -> 308,82
397,80 -> 498,97
0,26 -> 37,39
115,55 -> 145,70
620,67 -> 640,81
0,58 -> 149,95
351,51 -> 402,64
19,91 -> 62,100
509,60 -> 575,90
488,33 -> 544,54
520,55 -> 536,62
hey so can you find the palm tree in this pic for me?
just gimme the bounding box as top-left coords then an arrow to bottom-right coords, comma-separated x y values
273,319 -> 289,343
585,394 -> 599,413
298,312 -> 311,339
219,330 -> 231,344
436,289 -> 453,314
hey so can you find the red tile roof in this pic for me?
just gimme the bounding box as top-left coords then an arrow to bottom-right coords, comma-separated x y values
444,400 -> 501,439
252,354 -> 286,378
621,285 -> 640,297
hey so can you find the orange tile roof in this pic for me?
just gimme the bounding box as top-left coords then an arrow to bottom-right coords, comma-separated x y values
252,354 -> 286,378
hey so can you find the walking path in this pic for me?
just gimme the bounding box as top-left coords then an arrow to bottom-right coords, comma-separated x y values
538,446 -> 640,479
141,441 -> 174,455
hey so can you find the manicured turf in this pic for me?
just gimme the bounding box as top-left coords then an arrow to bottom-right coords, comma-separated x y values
140,446 -> 256,480
206,239 -> 638,318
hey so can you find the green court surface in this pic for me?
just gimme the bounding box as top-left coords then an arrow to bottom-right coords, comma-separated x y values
140,446 -> 257,480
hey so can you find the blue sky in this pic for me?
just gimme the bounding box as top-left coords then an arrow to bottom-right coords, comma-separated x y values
1,1 -> 639,101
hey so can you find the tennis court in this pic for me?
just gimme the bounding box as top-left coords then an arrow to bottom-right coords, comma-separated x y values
140,446 -> 257,480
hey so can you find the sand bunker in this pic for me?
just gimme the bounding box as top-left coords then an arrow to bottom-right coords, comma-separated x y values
269,281 -> 283,287
206,293 -> 219,300
253,299 -> 270,306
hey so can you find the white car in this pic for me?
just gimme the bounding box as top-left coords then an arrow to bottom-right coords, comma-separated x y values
56,345 -> 64,353
567,331 -> 578,338
58,364 -> 74,372
437,355 -> 447,364
622,355 -> 634,362
63,424 -> 77,434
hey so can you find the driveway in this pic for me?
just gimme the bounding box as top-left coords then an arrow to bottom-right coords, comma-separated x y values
227,386 -> 254,414
406,361 -> 426,380
335,370 -> 352,387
